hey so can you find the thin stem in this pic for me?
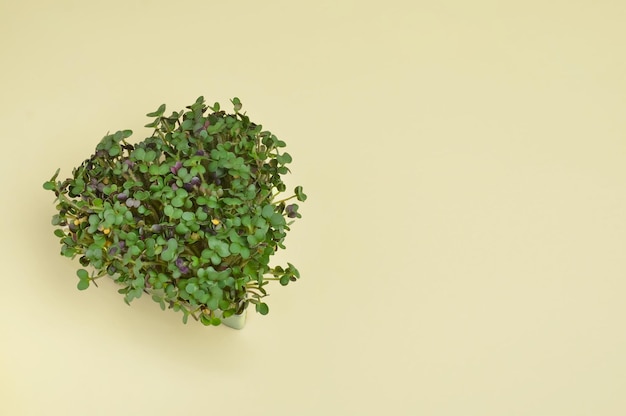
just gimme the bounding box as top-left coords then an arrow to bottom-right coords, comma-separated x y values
243,286 -> 268,297
271,194 -> 296,205
56,191 -> 100,215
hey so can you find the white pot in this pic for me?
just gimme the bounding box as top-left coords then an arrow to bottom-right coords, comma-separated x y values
217,309 -> 247,330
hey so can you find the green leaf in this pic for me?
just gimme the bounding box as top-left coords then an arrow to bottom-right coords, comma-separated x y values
208,238 -> 230,257
134,148 -> 146,161
171,196 -> 184,208
134,190 -> 149,201
108,145 -> 120,157
43,181 -> 55,190
261,204 -> 274,219
231,97 -> 242,112
50,168 -> 60,182
204,296 -> 218,310
256,302 -> 269,315
158,164 -> 170,175
53,229 -> 65,238
171,208 -> 183,220
147,103 -> 166,117
145,150 -> 156,162
181,119 -> 193,131
216,242 -> 230,257
277,153 -> 292,165
229,242 -> 241,254
207,119 -> 225,134
161,249 -> 174,262
270,213 -> 285,226
241,216 -> 252,227
77,269 -> 89,280
295,186 -> 307,202
175,223 -> 189,234
287,263 -> 300,278
77,279 -> 90,290
129,245 -> 141,257
222,197 -> 242,206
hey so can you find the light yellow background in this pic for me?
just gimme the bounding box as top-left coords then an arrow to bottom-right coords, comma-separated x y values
2,1 -> 626,414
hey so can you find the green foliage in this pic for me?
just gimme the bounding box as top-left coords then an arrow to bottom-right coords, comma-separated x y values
43,97 -> 306,327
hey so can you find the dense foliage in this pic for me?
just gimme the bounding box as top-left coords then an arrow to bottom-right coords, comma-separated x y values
43,97 -> 306,326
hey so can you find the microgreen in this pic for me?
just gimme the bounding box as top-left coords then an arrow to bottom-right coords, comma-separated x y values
43,96 -> 306,327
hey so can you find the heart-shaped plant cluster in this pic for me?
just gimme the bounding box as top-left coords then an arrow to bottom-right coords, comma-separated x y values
43,96 -> 306,326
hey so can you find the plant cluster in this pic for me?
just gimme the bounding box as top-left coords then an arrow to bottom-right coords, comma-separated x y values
43,97 -> 306,326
